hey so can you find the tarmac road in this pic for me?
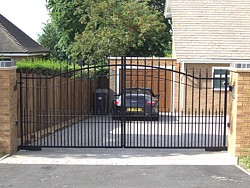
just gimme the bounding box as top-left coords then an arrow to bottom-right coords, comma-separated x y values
0,148 -> 249,188
0,164 -> 249,188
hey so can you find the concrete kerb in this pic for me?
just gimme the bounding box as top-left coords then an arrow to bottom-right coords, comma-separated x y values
0,148 -> 238,166
0,154 -> 11,161
236,164 -> 250,176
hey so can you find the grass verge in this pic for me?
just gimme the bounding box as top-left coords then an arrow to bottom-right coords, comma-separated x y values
239,156 -> 250,172
0,152 -> 5,158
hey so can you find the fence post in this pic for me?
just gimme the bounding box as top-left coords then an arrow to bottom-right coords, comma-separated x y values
229,69 -> 250,157
0,66 -> 18,154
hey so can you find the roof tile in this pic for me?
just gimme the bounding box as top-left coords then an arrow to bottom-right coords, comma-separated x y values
0,14 -> 48,54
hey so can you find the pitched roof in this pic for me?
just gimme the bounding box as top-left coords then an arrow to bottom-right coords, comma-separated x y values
0,14 -> 48,54
166,0 -> 250,60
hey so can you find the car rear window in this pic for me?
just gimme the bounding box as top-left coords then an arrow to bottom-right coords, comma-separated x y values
124,89 -> 152,96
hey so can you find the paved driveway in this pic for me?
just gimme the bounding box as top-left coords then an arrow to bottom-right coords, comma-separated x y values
30,115 -> 227,148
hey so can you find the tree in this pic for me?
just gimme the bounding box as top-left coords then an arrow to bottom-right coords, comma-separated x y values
147,0 -> 165,13
72,0 -> 169,62
38,22 -> 66,60
42,0 -> 171,62
46,0 -> 86,58
147,0 -> 172,56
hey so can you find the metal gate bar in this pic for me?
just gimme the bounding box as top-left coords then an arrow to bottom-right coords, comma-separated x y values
18,57 -> 228,150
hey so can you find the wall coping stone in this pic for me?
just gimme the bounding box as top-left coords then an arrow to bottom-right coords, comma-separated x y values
0,67 -> 17,70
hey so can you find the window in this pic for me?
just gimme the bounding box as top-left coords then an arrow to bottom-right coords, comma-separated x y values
0,58 -> 15,67
212,67 -> 230,90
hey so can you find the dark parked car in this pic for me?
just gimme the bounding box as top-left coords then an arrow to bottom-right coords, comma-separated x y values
111,88 -> 159,120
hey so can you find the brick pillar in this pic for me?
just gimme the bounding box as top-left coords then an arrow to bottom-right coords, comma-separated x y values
0,67 -> 17,154
229,69 -> 250,157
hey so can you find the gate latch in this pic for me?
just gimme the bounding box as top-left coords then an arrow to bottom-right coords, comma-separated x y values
14,80 -> 24,91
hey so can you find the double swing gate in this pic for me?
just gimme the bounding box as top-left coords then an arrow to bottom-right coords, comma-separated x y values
18,57 -> 228,150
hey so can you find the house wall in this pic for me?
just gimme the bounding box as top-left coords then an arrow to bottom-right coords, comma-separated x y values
171,0 -> 250,59
11,55 -> 44,62
0,55 -> 45,64
181,63 -> 231,114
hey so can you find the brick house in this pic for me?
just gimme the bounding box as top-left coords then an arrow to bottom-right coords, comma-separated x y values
0,14 -> 48,67
164,0 -> 250,111
164,0 -> 250,71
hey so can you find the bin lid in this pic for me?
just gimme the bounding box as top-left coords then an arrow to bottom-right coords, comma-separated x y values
96,88 -> 109,93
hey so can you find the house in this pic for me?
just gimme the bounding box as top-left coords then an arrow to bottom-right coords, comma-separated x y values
0,14 -> 48,67
164,0 -> 250,72
163,0 -> 250,111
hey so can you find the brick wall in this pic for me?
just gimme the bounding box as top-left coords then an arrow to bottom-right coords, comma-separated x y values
0,67 -> 17,153
229,69 -> 250,156
171,0 -> 250,59
183,63 -> 230,114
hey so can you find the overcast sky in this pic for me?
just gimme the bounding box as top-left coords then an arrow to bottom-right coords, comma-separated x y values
0,0 -> 50,41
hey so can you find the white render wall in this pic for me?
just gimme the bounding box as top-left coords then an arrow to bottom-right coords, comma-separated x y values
171,0 -> 250,59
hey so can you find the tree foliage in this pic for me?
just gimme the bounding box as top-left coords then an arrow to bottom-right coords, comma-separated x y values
147,0 -> 165,13
38,22 -> 64,60
41,0 -> 171,62
72,0 -> 169,61
46,0 -> 85,57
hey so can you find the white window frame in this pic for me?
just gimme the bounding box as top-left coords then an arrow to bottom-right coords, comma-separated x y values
212,67 -> 230,90
0,58 -> 15,67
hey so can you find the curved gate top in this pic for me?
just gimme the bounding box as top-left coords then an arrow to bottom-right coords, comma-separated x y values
18,57 -> 228,150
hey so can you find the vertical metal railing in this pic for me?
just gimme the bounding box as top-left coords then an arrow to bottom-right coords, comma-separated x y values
17,57 -> 228,150
121,56 -> 126,147
223,71 -> 228,148
19,70 -> 24,148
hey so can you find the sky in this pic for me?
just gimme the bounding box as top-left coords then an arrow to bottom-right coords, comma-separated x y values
0,0 -> 50,41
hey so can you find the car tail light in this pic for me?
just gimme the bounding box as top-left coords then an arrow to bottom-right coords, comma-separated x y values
146,101 -> 156,106
114,100 -> 121,106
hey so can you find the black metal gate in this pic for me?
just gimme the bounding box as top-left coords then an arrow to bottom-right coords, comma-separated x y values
18,57 -> 228,150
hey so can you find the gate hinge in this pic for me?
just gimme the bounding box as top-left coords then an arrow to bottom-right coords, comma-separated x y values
15,120 -> 18,127
14,81 -> 23,91
14,80 -> 18,91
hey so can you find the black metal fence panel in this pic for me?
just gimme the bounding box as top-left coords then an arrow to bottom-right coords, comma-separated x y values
18,57 -> 228,150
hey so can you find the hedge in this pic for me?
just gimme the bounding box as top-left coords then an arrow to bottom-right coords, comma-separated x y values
16,59 -> 108,79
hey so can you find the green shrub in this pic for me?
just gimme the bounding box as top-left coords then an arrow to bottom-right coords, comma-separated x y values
16,59 -> 79,75
238,148 -> 250,172
0,152 -> 5,158
74,63 -> 109,79
239,156 -> 250,172
16,59 -> 108,79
